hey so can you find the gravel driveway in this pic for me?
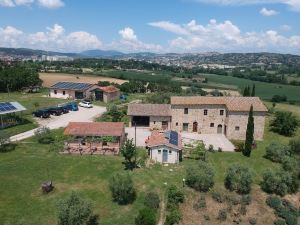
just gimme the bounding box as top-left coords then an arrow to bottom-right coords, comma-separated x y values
10,106 -> 106,142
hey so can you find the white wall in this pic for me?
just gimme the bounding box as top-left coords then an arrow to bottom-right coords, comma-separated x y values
49,89 -> 75,99
150,145 -> 180,164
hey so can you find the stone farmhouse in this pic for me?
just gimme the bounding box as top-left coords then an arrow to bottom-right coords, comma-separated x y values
128,96 -> 268,140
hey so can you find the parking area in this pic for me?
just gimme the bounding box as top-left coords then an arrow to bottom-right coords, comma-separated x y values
10,106 -> 106,142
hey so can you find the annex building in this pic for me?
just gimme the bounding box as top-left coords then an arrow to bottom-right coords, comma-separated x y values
128,96 -> 268,140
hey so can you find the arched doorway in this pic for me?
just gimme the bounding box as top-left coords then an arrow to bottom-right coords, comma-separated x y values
193,122 -> 198,132
217,124 -> 223,134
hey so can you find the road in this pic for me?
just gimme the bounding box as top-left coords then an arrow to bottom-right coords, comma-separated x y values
10,106 -> 106,142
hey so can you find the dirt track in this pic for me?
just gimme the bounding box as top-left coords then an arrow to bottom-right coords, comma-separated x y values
40,72 -> 128,87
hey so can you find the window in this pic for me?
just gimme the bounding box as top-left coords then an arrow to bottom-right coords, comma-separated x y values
63,91 -> 66,95
220,110 -> 224,116
176,122 -> 178,126
184,108 -> 188,114
169,150 -> 172,154
235,126 -> 240,131
153,121 -> 156,124
204,109 -> 208,115
183,123 -> 189,132
210,123 -> 214,127
54,90 -> 57,94
158,150 -> 161,154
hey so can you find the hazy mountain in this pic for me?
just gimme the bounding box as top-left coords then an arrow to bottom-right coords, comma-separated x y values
80,49 -> 124,58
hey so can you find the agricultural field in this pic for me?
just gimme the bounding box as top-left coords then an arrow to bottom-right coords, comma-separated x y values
201,74 -> 300,102
265,101 -> 300,118
0,119 -> 299,225
40,73 -> 128,88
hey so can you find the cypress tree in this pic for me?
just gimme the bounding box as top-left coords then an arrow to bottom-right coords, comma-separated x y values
243,86 -> 250,96
243,105 -> 254,157
251,84 -> 255,97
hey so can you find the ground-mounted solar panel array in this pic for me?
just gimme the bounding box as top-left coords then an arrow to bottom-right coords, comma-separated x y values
51,82 -> 94,90
169,131 -> 178,146
0,102 -> 17,113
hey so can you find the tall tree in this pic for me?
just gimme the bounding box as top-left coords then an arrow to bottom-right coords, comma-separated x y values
121,139 -> 137,170
251,84 -> 256,97
243,86 -> 250,96
243,105 -> 254,157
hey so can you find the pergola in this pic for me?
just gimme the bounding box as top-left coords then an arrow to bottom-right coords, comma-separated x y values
63,122 -> 126,155
0,102 -> 27,129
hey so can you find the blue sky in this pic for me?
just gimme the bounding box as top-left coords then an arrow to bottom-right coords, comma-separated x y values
0,0 -> 300,53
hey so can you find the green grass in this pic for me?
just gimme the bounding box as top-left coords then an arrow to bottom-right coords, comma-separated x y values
0,90 -> 68,136
202,74 -> 300,102
265,101 -> 300,118
0,118 -> 296,225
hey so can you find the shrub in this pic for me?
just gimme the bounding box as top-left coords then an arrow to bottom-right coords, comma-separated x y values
274,219 -> 285,225
270,111 -> 299,136
289,137 -> 300,155
249,218 -> 257,225
217,209 -> 227,221
232,140 -> 244,152
239,204 -> 247,215
282,156 -> 300,179
57,192 -> 93,225
134,208 -> 156,225
241,194 -> 252,205
261,170 -> 298,196
193,195 -> 206,210
165,208 -> 181,225
265,142 -> 290,163
144,192 -> 160,209
208,145 -> 214,152
211,191 -> 224,203
224,164 -> 253,194
167,185 -> 184,206
266,195 -> 282,211
109,172 -> 136,205
34,127 -> 54,144
203,214 -> 210,221
186,161 -> 215,192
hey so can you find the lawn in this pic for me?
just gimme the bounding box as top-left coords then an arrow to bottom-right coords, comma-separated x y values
0,90 -> 68,136
202,74 -> 300,102
0,117 -> 296,225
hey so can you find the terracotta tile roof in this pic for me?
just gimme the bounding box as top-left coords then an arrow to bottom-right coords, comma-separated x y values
171,96 -> 267,112
146,130 -> 182,150
64,122 -> 124,136
128,104 -> 172,116
100,86 -> 120,93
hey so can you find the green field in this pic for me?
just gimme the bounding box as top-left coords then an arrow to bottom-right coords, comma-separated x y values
0,119 -> 296,225
202,74 -> 300,102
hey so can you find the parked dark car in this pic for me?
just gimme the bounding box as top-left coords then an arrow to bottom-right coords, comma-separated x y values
57,106 -> 69,114
47,107 -> 64,116
33,109 -> 51,118
58,102 -> 78,111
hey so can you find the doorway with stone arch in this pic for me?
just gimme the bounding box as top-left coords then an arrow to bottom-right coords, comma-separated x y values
193,122 -> 198,132
217,124 -> 223,134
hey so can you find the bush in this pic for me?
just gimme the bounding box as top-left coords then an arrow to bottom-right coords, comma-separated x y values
232,140 -> 244,152
241,194 -> 252,205
239,204 -> 247,215
217,209 -> 227,221
211,191 -> 224,203
193,195 -> 206,210
186,161 -> 215,192
57,192 -> 93,225
134,208 -> 156,225
266,196 -> 282,211
224,164 -> 253,194
34,127 -> 54,144
265,142 -> 290,163
274,219 -> 285,225
144,192 -> 160,209
249,218 -> 257,225
270,111 -> 299,136
289,137 -> 300,155
261,170 -> 298,196
167,185 -> 184,206
109,172 -> 136,205
282,156 -> 300,179
165,208 -> 181,225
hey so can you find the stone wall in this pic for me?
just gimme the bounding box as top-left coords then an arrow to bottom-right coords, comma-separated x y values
149,116 -> 171,130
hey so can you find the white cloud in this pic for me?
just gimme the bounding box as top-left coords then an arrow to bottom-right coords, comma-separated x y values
112,27 -> 162,52
260,7 -> 279,16
280,24 -> 292,31
0,24 -> 102,52
193,0 -> 300,12
149,19 -> 300,53
0,0 -> 64,8
37,0 -> 64,9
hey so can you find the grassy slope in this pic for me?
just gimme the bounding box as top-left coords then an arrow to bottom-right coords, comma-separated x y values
202,74 -> 300,102
1,116 -> 298,225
